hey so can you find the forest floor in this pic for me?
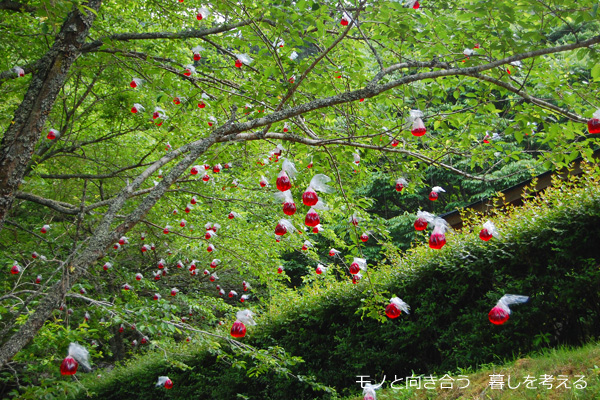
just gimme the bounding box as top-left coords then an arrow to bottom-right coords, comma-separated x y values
345,341 -> 600,400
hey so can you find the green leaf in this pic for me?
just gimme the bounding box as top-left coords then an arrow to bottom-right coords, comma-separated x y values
591,63 -> 600,82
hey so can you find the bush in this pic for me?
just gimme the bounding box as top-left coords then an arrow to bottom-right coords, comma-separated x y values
72,171 -> 600,399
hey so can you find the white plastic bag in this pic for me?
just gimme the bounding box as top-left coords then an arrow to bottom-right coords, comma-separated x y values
363,383 -> 380,400
276,159 -> 297,192
349,258 -> 367,275
395,178 -> 408,192
275,218 -> 296,236
274,190 -> 297,216
60,343 -> 90,375
235,53 -> 253,68
587,109 -> 600,134
489,294 -> 529,325
131,103 -> 144,113
385,297 -> 410,319
429,186 -> 445,201
130,78 -> 142,88
183,64 -> 196,76
305,208 -> 320,227
259,176 -> 269,187
156,376 -> 173,389
409,109 -> 426,136
231,309 -> 256,338
349,214 -> 362,226
479,220 -> 499,241
192,45 -> 205,60
429,218 -> 450,250
303,174 -> 335,206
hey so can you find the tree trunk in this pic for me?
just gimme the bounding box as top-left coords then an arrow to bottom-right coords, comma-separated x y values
0,0 -> 102,232
0,134 -> 217,369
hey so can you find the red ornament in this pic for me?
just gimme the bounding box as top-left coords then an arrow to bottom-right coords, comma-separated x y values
428,232 -> 446,250
60,356 -> 78,375
282,202 -> 297,216
304,209 -> 320,227
47,129 -> 58,140
588,111 -> 600,134
385,297 -> 409,319
230,321 -> 247,338
479,229 -> 493,241
275,223 -> 287,236
411,127 -> 426,136
302,189 -> 318,207
488,307 -> 509,325
414,218 -> 428,231
276,172 -> 291,191
385,303 -> 401,319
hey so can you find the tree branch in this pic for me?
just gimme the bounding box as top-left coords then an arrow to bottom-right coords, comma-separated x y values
81,18 -> 271,52
0,0 -> 35,13
0,0 -> 102,231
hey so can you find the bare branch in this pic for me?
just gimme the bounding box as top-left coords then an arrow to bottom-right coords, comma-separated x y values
38,162 -> 153,180
81,18 -> 273,52
14,192 -> 78,214
470,72 -> 587,123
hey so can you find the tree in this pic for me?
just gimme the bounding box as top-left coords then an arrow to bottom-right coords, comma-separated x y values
0,0 -> 599,379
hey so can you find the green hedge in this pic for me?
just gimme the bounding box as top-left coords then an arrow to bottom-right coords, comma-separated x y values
73,172 -> 600,399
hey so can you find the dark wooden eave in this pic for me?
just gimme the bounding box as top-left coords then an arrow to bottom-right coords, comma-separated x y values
441,149 -> 600,230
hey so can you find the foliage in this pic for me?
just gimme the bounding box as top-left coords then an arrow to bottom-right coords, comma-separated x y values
1,0 -> 600,398
344,341 -> 600,400
52,168 -> 600,400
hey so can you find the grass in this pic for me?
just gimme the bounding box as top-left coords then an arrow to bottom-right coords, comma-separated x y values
345,342 -> 600,400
